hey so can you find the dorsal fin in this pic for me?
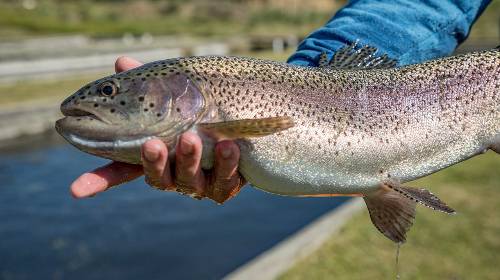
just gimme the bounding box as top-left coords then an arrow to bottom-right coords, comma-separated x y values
318,52 -> 329,67
320,41 -> 398,70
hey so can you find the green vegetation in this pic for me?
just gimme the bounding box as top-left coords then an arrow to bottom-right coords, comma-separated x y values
0,0 -> 497,41
280,152 -> 500,279
469,0 -> 500,41
0,0 -> 337,39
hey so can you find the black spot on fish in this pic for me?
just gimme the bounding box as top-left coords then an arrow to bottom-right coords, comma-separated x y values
110,109 -> 115,113
120,101 -> 126,106
94,104 -> 99,108
144,108 -> 149,112
138,96 -> 144,102
149,103 -> 154,108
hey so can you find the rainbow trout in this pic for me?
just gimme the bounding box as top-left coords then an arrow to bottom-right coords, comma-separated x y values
56,44 -> 500,243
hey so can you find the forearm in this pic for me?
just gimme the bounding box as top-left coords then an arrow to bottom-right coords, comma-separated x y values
288,0 -> 492,66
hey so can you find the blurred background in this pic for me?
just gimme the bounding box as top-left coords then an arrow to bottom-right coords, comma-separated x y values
0,1 -> 499,280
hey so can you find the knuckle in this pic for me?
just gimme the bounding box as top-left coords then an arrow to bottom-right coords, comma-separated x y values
175,166 -> 197,181
161,176 -> 175,191
145,175 -> 164,190
175,176 -> 203,194
215,155 -> 239,177
176,154 -> 199,171
175,156 -> 200,178
208,175 -> 244,204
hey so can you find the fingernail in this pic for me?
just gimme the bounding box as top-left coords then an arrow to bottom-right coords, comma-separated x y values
221,147 -> 232,159
180,138 -> 194,155
143,146 -> 159,162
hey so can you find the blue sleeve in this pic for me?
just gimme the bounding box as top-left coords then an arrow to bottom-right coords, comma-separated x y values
287,0 -> 492,67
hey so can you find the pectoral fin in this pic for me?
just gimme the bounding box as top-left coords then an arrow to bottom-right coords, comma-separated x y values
198,116 -> 294,140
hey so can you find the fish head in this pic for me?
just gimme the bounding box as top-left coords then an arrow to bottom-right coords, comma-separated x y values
55,61 -> 207,163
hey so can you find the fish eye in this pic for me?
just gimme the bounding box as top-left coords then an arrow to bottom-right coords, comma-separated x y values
98,81 -> 118,97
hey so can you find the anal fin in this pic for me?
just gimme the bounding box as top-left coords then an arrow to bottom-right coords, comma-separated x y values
385,181 -> 456,214
364,188 -> 416,243
197,116 -> 294,140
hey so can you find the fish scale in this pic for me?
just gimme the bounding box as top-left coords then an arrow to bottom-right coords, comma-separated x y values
162,53 -> 498,197
56,44 -> 499,243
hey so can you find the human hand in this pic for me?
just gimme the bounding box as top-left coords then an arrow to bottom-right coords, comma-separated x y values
69,56 -> 245,203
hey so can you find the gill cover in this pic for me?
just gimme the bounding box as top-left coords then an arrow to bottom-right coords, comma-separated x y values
144,73 -> 206,138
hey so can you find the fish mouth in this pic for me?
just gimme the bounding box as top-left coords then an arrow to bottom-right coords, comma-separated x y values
60,106 -> 110,124
56,103 -> 159,146
56,104 -> 120,143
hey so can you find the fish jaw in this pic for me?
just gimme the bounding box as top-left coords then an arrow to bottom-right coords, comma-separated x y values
55,97 -> 181,164
55,117 -> 159,164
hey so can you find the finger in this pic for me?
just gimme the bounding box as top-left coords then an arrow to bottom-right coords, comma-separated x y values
175,132 -> 205,195
115,56 -> 143,73
70,162 -> 143,198
210,140 -> 244,203
141,139 -> 174,190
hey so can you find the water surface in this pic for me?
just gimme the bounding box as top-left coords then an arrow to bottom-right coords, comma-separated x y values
0,134 -> 346,280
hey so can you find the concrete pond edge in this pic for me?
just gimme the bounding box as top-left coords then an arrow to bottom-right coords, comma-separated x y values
223,197 -> 365,280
